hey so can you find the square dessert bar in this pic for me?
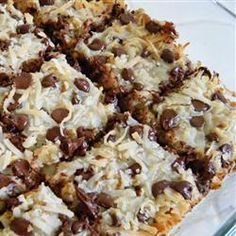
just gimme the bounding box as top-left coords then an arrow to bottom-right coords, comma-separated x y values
153,68 -> 236,190
46,115 -> 202,235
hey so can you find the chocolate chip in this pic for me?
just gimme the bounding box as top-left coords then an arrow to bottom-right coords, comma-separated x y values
60,138 -> 87,157
13,114 -> 28,131
145,20 -> 161,34
170,181 -> 192,200
10,218 -> 32,236
90,23 -> 105,33
191,99 -> 210,112
161,49 -> 175,64
71,93 -> 80,105
137,210 -> 150,223
75,166 -> 94,181
206,132 -> 219,142
11,160 -> 30,178
39,0 -> 55,6
14,73 -> 32,89
141,48 -> 151,58
190,116 -> 205,128
160,109 -> 179,130
76,127 -> 95,143
11,159 -> 41,190
196,180 -> 210,194
219,144 -> 232,155
129,125 -> 143,138
122,68 -> 134,81
5,197 -> 20,209
46,126 -> 62,142
0,39 -> 10,51
16,24 -> 30,34
132,103 -> 149,124
74,78 -> 90,93
75,187 -> 99,219
0,73 -> 12,87
187,160 -> 216,181
104,91 -> 118,105
7,93 -> 21,112
112,47 -> 126,57
25,172 -> 41,190
88,39 -> 105,51
0,114 -> 25,133
51,108 -> 69,123
128,163 -> 142,176
93,55 -> 108,65
9,134 -> 26,151
0,173 -> 12,188
212,91 -> 227,103
169,66 -> 185,83
152,180 -> 170,198
96,192 -> 114,209
152,92 -> 164,104
119,13 -> 134,25
21,58 -> 43,73
71,220 -> 83,234
41,74 -> 58,88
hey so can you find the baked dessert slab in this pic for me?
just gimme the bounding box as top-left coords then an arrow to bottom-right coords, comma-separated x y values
44,115 -> 202,235
16,0 -> 195,125
0,0 -> 235,236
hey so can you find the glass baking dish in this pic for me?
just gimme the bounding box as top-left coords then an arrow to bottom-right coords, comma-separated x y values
128,1 -> 236,235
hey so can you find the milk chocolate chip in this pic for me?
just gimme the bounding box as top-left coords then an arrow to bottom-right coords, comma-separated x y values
0,173 -> 11,188
161,49 -> 175,64
119,13 -> 134,25
128,163 -> 142,176
170,181 -> 192,200
122,68 -> 135,81
41,74 -> 58,88
145,20 -> 161,34
13,114 -> 28,131
191,99 -> 210,112
88,39 -> 105,51
46,126 -> 62,142
112,47 -> 126,57
152,180 -> 170,198
51,108 -> 69,123
190,116 -> 205,128
10,218 -> 32,236
11,159 -> 30,178
14,73 -> 32,89
96,192 -> 114,209
60,138 -> 87,157
16,24 -> 30,34
74,78 -> 90,93
0,73 -> 12,87
160,109 -> 179,130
